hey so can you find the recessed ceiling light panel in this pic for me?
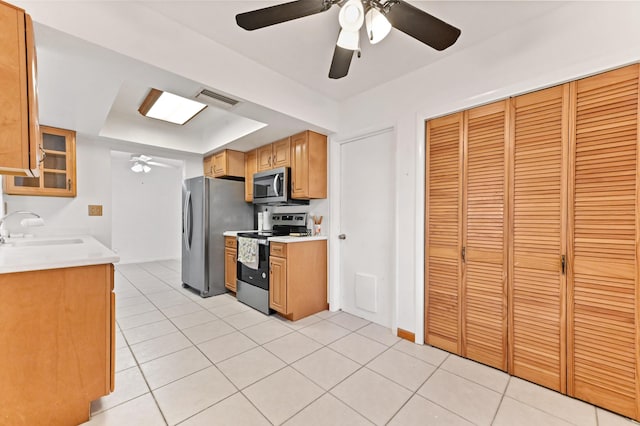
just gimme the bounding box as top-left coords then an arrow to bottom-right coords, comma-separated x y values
138,88 -> 207,125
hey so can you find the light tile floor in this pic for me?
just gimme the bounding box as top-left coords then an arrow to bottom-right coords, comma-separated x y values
82,260 -> 639,426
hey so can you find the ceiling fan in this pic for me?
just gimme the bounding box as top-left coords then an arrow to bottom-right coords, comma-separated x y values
235,0 -> 461,79
129,154 -> 174,173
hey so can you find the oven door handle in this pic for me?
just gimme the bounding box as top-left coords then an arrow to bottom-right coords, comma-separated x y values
273,174 -> 280,197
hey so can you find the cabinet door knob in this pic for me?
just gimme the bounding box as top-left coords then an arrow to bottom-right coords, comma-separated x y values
338,234 -> 346,240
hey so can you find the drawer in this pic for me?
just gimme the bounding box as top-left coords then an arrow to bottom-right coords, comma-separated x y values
270,242 -> 287,257
224,236 -> 236,248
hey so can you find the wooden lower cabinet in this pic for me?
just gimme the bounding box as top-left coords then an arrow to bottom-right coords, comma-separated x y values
425,64 -> 640,420
224,236 -> 237,292
0,263 -> 115,425
269,240 -> 327,321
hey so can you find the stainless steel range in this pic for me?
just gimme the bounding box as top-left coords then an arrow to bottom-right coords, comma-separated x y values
236,213 -> 309,314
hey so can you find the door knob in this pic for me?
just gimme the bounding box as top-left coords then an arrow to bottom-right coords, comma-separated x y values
338,234 -> 346,240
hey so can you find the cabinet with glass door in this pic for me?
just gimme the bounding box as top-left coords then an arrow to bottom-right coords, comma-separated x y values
3,125 -> 77,197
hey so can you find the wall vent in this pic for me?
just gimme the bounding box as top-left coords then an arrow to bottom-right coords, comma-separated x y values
195,89 -> 239,109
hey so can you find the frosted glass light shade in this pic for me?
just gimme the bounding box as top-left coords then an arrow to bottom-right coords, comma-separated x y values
338,0 -> 364,32
365,8 -> 391,44
131,162 -> 143,173
337,29 -> 360,50
138,88 -> 207,125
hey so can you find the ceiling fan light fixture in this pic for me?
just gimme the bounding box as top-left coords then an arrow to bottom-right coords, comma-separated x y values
337,28 -> 360,50
365,7 -> 391,44
131,162 -> 143,173
142,164 -> 151,173
138,88 -> 207,125
338,0 -> 364,32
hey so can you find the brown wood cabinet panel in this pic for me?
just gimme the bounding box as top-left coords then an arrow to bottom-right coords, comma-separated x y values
244,149 -> 257,202
0,2 -> 39,177
203,154 -> 214,177
425,112 -> 463,354
270,241 -> 287,257
269,255 -> 287,313
257,145 -> 273,172
510,85 -> 568,392
291,131 -> 327,199
225,246 -> 237,292
207,149 -> 244,179
272,137 -> 291,168
462,100 -> 508,371
0,264 -> 114,425
3,125 -> 76,197
269,240 -> 327,320
568,64 -> 640,419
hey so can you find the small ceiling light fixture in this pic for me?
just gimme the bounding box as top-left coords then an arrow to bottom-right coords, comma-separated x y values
138,88 -> 207,125
365,7 -> 391,44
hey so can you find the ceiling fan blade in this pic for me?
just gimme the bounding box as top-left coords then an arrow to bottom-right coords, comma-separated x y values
236,0 -> 331,31
328,45 -> 354,79
385,0 -> 461,51
147,161 -> 173,168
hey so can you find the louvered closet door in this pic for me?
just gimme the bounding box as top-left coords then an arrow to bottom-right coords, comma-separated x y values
425,113 -> 463,353
510,85 -> 568,392
462,101 -> 508,370
569,64 -> 640,419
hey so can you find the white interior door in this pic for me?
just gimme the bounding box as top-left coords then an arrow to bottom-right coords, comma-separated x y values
340,129 -> 395,327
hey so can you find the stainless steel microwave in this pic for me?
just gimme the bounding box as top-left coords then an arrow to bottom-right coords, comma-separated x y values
252,167 -> 308,205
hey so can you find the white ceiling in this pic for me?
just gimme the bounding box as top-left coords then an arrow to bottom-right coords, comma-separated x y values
26,1 -> 568,156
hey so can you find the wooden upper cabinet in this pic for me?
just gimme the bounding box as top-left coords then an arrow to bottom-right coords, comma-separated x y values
257,144 -> 273,172
425,112 -> 463,355
244,149 -> 257,202
291,130 -> 327,199
4,125 -> 76,197
205,149 -> 244,179
272,137 -> 291,168
462,100 -> 508,371
0,2 -> 40,177
568,64 -> 640,419
257,137 -> 291,172
203,154 -> 213,177
510,84 -> 569,392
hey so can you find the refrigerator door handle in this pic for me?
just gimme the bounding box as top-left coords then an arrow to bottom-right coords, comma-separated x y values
183,190 -> 192,251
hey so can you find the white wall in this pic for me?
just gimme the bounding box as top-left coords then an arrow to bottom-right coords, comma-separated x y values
4,135 -> 203,258
111,153 -> 182,263
334,1 -> 640,338
4,137 -> 112,246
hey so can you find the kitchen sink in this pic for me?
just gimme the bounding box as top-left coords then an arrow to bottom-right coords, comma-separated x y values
3,238 -> 84,248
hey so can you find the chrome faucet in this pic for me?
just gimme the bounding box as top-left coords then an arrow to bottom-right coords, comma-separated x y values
0,211 -> 43,244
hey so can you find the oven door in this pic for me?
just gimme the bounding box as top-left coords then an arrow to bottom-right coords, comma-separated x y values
237,239 -> 270,290
253,167 -> 287,204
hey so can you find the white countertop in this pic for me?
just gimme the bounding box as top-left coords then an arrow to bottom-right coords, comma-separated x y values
0,235 -> 120,274
268,235 -> 328,243
224,230 -> 327,243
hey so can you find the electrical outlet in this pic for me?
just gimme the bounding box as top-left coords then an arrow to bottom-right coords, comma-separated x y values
88,205 -> 103,216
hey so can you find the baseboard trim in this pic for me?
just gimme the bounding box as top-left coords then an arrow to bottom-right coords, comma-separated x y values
397,328 -> 415,342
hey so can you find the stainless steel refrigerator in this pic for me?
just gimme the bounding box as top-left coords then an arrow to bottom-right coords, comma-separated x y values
182,176 -> 253,297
